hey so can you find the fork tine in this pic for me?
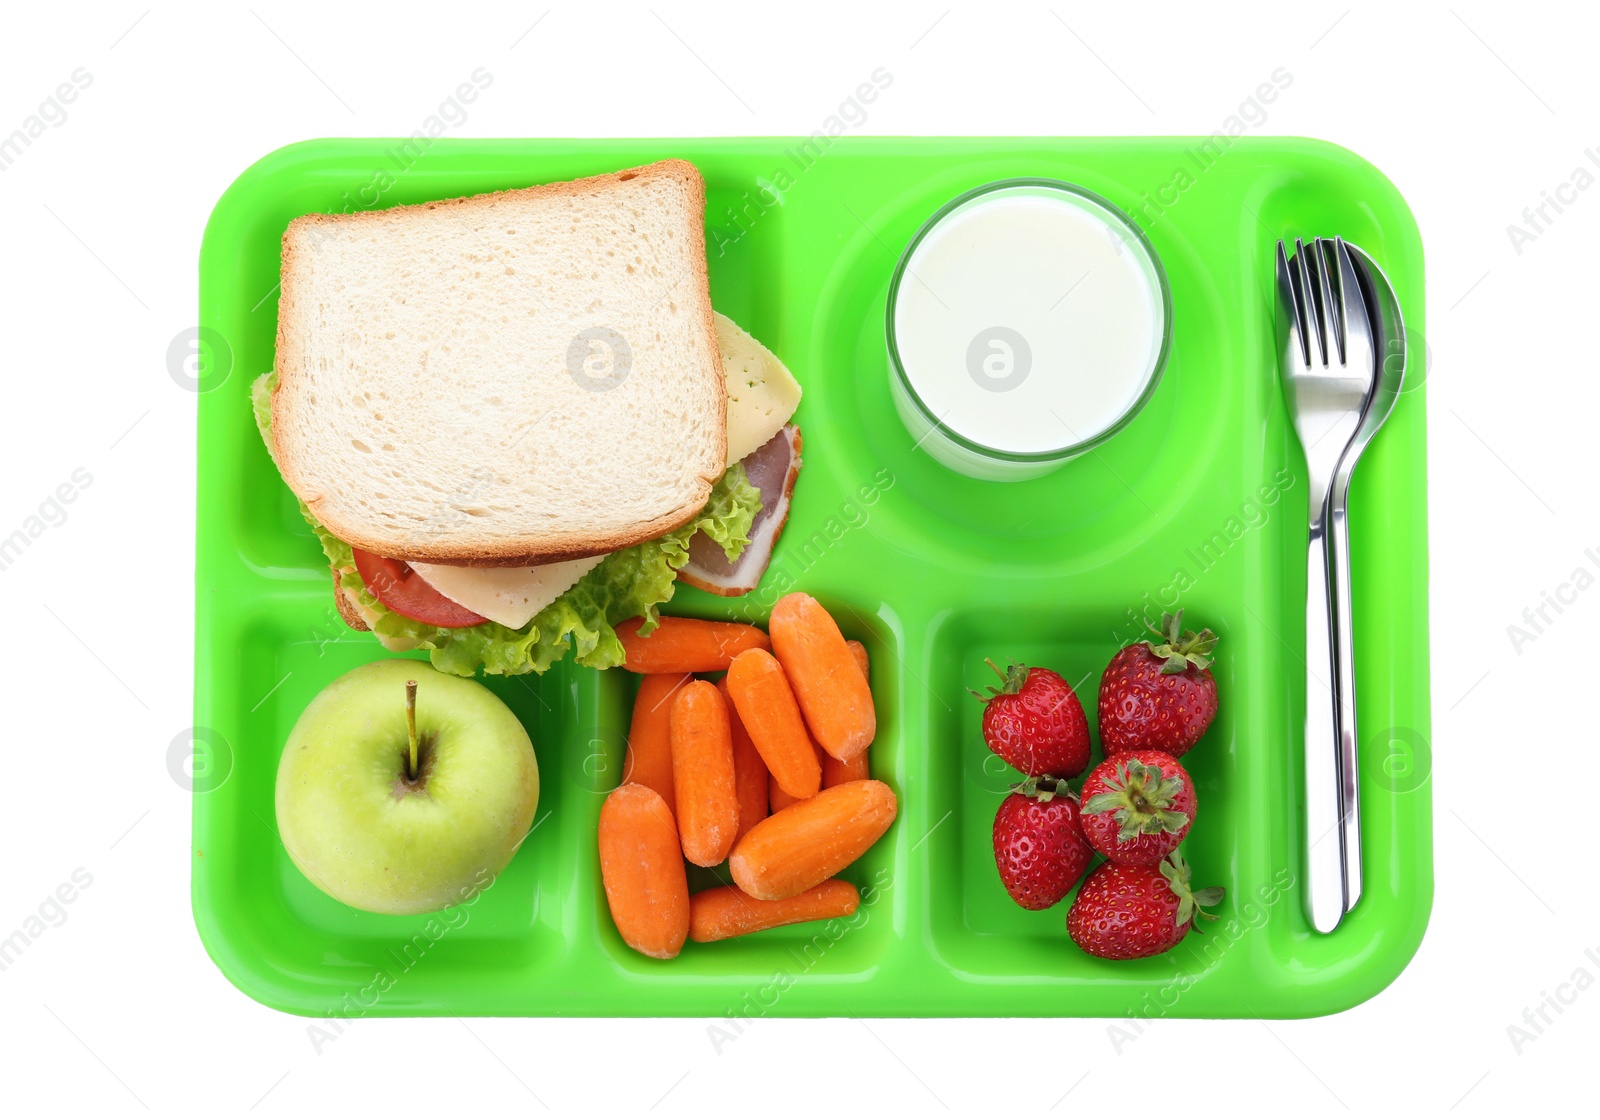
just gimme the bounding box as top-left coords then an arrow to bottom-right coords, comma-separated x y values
1293,238 -> 1327,367
1332,237 -> 1371,369
1315,238 -> 1346,366
1275,240 -> 1309,367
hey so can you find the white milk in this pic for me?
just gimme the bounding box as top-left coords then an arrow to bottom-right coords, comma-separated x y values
888,182 -> 1168,479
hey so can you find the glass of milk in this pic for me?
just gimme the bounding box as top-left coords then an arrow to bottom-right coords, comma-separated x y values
887,180 -> 1171,481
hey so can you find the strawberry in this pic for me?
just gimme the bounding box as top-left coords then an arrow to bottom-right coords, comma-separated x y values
991,777 -> 1094,910
1098,611 -> 1219,758
1080,750 -> 1195,866
1067,852 -> 1223,960
975,661 -> 1091,778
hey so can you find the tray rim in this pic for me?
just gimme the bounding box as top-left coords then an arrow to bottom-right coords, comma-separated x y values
194,134 -> 1432,1020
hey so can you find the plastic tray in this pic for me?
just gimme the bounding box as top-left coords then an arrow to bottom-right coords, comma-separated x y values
194,137 -> 1431,1018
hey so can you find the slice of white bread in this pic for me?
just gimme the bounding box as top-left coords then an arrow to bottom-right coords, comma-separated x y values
272,159 -> 727,566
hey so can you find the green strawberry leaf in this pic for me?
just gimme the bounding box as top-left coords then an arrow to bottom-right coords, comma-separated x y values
1142,608 -> 1220,673
1082,791 -> 1125,814
1159,853 -> 1224,925
1153,808 -> 1190,833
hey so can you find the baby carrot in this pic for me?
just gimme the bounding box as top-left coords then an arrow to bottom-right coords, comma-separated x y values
766,775 -> 799,813
768,773 -> 799,813
622,673 -> 690,807
769,593 -> 875,761
823,641 -> 872,785
689,880 -> 860,943
771,736 -> 826,810
717,676 -> 769,842
846,640 -> 870,680
730,779 -> 897,901
822,747 -> 871,787
726,648 -> 822,801
670,681 -> 740,867
598,784 -> 690,959
618,615 -> 771,674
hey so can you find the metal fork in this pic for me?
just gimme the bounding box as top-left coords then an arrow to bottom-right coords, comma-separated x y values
1274,237 -> 1376,933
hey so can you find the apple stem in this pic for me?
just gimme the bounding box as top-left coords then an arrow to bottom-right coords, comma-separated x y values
405,679 -> 419,781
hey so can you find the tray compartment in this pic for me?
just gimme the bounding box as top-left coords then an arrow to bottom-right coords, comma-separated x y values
918,603 -> 1232,975
196,597 -> 585,1014
626,593 -> 911,979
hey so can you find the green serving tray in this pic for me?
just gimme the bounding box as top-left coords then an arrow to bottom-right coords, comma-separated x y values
195,137 -> 1430,1019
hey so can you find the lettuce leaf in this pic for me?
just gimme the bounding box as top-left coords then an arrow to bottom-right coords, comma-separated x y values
251,372 -> 760,676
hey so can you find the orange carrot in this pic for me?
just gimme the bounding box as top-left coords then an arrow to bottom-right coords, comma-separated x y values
765,775 -> 798,814
729,780 -> 897,900
689,880 -> 860,942
622,673 -> 690,807
768,772 -> 798,813
726,648 -> 822,801
670,681 -> 739,867
822,747 -> 871,787
770,736 -> 826,810
598,784 -> 690,959
618,616 -> 770,674
823,641 -> 872,785
717,676 -> 769,842
846,639 -> 870,679
768,593 -> 875,761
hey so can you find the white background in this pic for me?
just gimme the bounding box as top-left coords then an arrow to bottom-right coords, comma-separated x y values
0,2 -> 1588,1116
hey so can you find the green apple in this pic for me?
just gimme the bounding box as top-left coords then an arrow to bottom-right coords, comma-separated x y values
275,659 -> 539,915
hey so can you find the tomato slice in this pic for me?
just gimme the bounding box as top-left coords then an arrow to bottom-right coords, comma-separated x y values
351,548 -> 488,628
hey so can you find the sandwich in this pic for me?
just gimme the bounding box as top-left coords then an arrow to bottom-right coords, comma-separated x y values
251,159 -> 803,676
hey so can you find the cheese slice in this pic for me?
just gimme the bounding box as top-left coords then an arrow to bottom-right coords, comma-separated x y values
410,555 -> 605,630
716,312 -> 803,465
408,316 -> 800,628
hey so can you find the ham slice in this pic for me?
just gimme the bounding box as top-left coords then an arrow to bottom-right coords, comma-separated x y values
680,425 -> 801,597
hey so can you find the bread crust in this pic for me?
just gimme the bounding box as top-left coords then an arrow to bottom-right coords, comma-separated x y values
272,158 -> 727,567
332,569 -> 371,631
